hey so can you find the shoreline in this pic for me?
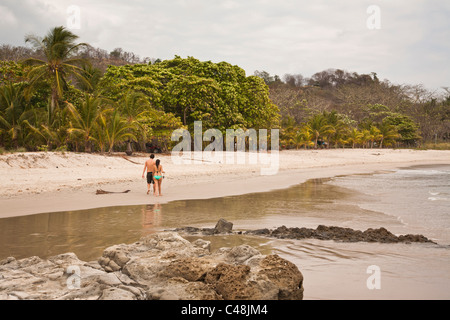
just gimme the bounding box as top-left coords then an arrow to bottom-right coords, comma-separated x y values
1,149 -> 450,218
1,149 -> 450,300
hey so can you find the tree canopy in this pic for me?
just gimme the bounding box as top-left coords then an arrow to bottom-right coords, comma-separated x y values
99,56 -> 280,132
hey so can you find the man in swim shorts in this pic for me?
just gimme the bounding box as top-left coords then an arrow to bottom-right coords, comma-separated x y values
142,154 -> 155,194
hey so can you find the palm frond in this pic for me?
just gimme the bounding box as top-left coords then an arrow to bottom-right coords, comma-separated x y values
21,57 -> 47,67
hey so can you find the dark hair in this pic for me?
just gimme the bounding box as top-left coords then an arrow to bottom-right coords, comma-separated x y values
150,154 -> 155,159
155,159 -> 160,169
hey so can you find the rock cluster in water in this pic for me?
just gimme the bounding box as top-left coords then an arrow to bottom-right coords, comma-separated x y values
245,225 -> 436,244
175,219 -> 436,244
0,231 -> 303,300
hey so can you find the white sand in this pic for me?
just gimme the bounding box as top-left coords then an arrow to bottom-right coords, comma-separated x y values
0,149 -> 449,218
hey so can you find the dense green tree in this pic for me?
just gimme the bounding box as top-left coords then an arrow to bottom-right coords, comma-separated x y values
98,57 -> 280,143
382,113 -> 421,145
0,61 -> 30,85
137,108 -> 184,152
163,75 -> 220,126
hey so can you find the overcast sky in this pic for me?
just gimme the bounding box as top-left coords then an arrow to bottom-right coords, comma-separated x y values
1,0 -> 449,92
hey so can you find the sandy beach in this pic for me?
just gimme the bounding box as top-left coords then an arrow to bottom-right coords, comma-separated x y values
1,148 -> 450,300
1,149 -> 450,218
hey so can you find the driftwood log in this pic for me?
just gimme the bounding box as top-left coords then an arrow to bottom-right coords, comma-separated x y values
96,189 -> 131,195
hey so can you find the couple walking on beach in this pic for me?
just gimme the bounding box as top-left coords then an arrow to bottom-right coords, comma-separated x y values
142,154 -> 165,196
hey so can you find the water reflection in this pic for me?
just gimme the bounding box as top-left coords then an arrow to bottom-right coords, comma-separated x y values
141,203 -> 162,231
0,178 -> 399,262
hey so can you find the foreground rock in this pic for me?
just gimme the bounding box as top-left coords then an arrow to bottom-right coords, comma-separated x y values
0,232 -> 303,300
245,225 -> 436,244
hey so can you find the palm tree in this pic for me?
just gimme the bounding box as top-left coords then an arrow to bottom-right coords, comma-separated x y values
295,125 -> 315,149
360,129 -> 371,148
306,113 -> 333,148
281,116 -> 298,149
23,26 -> 90,126
95,110 -> 109,153
378,122 -> 399,148
104,108 -> 137,153
347,128 -> 363,148
79,64 -> 102,93
20,95 -> 74,150
323,111 -> 350,148
368,125 -> 382,148
66,94 -> 103,152
335,131 -> 349,149
0,82 -> 28,148
117,90 -> 150,155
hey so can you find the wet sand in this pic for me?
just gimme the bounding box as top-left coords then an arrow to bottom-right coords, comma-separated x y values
1,149 -> 450,218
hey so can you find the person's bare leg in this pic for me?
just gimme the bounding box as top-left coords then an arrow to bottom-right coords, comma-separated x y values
155,180 -> 160,196
158,179 -> 163,196
153,179 -> 157,196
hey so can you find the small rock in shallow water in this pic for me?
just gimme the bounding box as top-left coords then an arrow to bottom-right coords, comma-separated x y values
214,218 -> 233,234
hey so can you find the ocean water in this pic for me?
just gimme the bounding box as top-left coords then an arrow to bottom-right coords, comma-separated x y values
298,164 -> 450,299
0,164 -> 449,299
327,164 -> 450,245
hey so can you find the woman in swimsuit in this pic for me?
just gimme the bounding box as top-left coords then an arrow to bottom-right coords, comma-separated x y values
152,159 -> 165,196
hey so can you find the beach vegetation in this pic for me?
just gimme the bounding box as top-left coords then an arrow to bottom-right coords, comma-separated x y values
270,69 -> 447,149
417,142 -> 450,150
102,108 -> 137,153
66,94 -> 105,153
0,27 -> 448,152
23,26 -> 91,128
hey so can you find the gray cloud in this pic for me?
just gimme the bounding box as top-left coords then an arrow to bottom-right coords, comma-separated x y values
0,0 -> 448,91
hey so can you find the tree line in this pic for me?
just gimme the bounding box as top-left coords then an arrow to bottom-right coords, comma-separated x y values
259,68 -> 449,149
1,26 -> 449,154
0,26 -> 277,154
